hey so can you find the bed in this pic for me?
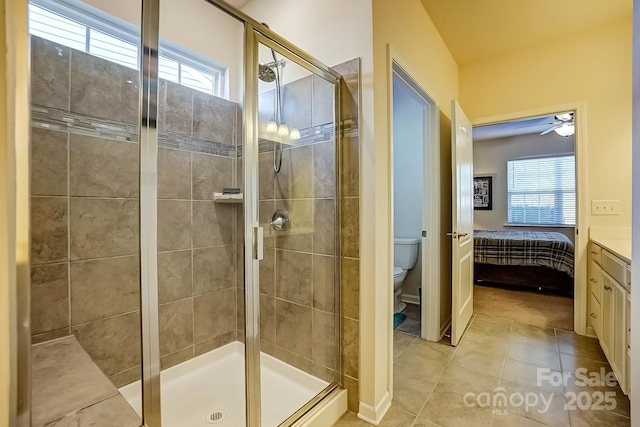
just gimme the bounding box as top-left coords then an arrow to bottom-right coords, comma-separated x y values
473,230 -> 575,294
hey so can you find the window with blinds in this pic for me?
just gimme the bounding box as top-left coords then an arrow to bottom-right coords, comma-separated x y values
28,0 -> 223,97
507,155 -> 576,226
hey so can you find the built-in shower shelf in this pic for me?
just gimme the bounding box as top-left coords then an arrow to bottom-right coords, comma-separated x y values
213,192 -> 243,203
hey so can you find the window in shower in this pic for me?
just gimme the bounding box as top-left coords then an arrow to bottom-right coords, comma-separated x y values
28,0 -> 225,96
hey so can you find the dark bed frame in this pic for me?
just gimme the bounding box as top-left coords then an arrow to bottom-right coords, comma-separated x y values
474,263 -> 574,296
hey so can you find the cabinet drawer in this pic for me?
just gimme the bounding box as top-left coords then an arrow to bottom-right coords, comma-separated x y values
589,260 -> 603,303
589,242 -> 602,265
589,292 -> 602,338
602,250 -> 627,286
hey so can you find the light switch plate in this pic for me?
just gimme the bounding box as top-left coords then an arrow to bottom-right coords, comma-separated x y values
591,200 -> 620,215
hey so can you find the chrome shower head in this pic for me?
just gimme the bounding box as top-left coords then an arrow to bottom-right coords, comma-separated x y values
258,64 -> 276,82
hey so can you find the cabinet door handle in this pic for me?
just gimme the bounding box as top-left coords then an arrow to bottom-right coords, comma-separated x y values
590,251 -> 598,255
590,313 -> 597,319
604,285 -> 612,291
590,278 -> 597,283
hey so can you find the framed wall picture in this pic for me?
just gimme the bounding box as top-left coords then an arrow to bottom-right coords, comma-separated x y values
473,176 -> 492,210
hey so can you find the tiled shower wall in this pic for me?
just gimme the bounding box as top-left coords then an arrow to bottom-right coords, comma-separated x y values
29,33 -> 361,406
29,35 -> 240,386
245,58 -> 361,409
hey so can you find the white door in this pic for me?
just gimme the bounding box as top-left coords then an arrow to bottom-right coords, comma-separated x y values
450,100 -> 474,346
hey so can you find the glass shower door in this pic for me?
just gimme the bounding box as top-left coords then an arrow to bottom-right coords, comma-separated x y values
245,28 -> 341,427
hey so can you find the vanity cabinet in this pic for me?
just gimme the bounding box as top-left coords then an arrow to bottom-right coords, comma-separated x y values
588,241 -> 630,395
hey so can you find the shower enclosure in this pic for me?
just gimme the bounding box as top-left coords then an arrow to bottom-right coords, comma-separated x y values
26,0 -> 343,425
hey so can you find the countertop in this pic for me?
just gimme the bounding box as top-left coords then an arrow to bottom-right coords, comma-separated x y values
589,226 -> 632,264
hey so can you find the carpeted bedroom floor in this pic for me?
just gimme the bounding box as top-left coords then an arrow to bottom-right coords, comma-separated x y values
473,284 -> 574,331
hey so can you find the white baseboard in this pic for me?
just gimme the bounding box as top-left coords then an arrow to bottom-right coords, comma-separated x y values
400,294 -> 420,305
440,316 -> 452,340
357,391 -> 392,426
297,388 -> 347,427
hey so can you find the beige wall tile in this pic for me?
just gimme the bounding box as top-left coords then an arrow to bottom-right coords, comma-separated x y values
70,50 -> 138,124
192,153 -> 233,200
69,198 -> 138,261
161,346 -> 194,370
314,199 -> 335,255
342,374 -> 359,413
312,309 -> 336,369
70,256 -> 139,325
32,327 -> 70,344
275,299 -> 312,359
31,263 -> 69,335
259,248 -> 275,296
275,345 -> 313,375
260,294 -> 276,343
341,135 -> 359,197
158,148 -> 191,200
159,299 -> 193,356
275,146 -> 313,199
340,197 -> 359,258
158,250 -> 192,304
275,199 -> 313,252
281,76 -> 312,131
194,331 -> 236,356
157,200 -> 191,251
31,197 -> 68,265
192,92 -> 237,144
158,80 -> 193,135
46,394 -> 140,427
193,288 -> 235,343
193,246 -> 235,295
312,254 -> 335,313
192,201 -> 234,248
341,257 -> 359,320
69,134 -> 138,197
341,317 -> 359,379
72,312 -> 141,377
30,36 -> 70,111
31,128 -> 67,196
276,250 -> 312,306
312,75 -> 335,127
313,141 -> 336,199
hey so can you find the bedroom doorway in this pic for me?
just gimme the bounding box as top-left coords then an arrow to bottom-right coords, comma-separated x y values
389,61 -> 441,343
471,111 -> 577,331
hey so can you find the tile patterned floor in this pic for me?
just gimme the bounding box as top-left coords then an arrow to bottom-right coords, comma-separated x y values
334,314 -> 631,427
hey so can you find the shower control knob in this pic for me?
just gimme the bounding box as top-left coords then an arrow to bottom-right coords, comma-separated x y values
271,210 -> 290,231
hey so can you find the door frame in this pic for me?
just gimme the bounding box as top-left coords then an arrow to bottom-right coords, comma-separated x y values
471,102 -> 588,336
387,45 -> 442,356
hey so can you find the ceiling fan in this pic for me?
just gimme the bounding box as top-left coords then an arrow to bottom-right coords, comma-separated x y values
540,112 -> 574,136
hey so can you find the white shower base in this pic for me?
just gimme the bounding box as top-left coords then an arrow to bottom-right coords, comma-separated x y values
119,341 -> 330,427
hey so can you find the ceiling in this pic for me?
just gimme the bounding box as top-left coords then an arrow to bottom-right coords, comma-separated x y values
473,114 -> 568,141
420,0 -> 632,66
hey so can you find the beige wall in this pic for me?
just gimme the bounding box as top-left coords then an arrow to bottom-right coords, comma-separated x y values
373,0 -> 457,341
2,0 -> 30,424
460,18 -> 633,229
473,132 -> 576,243
1,3 -> 12,424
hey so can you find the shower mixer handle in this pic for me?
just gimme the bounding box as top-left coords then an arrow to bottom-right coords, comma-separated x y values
271,210 -> 290,231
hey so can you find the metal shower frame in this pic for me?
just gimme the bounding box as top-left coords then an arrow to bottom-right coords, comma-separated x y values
14,0 -> 342,425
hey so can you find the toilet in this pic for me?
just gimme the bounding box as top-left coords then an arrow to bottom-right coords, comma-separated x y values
393,237 -> 420,313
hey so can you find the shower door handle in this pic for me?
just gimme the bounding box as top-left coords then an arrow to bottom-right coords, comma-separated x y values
253,227 -> 264,260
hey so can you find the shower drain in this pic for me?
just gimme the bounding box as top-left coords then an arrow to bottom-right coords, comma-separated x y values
206,409 -> 227,424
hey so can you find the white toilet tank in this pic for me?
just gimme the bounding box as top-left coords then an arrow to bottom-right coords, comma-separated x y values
394,237 -> 420,270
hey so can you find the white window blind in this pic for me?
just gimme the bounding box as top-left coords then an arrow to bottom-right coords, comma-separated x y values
28,1 -> 224,97
507,155 -> 576,226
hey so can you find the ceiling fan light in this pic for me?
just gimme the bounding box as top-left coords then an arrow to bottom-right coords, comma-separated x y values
554,122 -> 575,137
